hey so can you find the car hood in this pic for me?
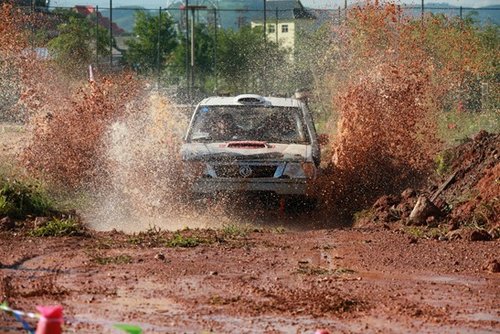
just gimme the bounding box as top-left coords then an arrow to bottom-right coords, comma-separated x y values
181,142 -> 311,162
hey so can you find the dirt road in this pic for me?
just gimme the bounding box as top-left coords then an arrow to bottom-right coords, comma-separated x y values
1,225 -> 498,333
0,122 -> 499,333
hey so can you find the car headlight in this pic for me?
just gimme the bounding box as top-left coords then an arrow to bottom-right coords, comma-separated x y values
301,162 -> 316,179
282,162 -> 316,179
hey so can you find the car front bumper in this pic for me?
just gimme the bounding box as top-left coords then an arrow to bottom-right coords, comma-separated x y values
192,177 -> 309,195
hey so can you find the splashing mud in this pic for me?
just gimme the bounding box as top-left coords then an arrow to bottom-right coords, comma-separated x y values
5,1 -> 496,230
319,1 -> 494,220
86,92 -> 211,232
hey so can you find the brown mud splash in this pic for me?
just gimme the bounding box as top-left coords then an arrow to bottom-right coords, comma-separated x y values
320,1 -> 493,222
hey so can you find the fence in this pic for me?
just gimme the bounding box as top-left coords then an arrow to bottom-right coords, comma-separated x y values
11,2 -> 500,105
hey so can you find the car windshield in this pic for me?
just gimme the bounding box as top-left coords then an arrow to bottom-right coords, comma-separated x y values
188,106 -> 310,144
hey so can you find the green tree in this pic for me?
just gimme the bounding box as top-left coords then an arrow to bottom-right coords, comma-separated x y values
216,26 -> 291,95
48,14 -> 110,74
169,24 -> 215,90
124,10 -> 178,72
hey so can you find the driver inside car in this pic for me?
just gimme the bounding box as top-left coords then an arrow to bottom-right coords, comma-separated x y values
212,113 -> 240,141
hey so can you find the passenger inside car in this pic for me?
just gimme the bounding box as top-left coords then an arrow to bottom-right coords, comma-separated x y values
211,113 -> 240,141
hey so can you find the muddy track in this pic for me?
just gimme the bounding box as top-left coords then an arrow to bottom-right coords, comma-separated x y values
1,227 -> 498,333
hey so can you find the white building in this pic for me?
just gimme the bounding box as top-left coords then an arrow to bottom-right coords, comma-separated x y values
251,0 -> 315,52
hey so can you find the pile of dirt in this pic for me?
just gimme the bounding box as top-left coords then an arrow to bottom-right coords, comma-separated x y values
356,131 -> 499,240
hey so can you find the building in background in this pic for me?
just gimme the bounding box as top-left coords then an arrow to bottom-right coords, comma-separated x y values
251,0 -> 315,51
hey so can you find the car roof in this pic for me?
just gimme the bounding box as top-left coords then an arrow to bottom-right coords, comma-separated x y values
198,94 -> 302,108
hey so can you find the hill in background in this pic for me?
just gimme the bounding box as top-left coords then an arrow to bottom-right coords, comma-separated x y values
97,1 -> 500,33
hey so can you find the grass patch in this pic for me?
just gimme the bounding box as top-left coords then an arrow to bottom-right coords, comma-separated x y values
470,199 -> 499,226
296,265 -> 356,276
166,233 -> 204,248
403,225 -> 448,240
353,208 -> 376,224
219,223 -> 250,238
128,225 -> 168,247
404,226 -> 426,239
91,254 -> 132,265
438,110 -> 499,145
434,149 -> 455,176
332,267 -> 356,275
29,218 -> 85,237
272,226 -> 287,234
296,265 -> 332,276
0,177 -> 53,219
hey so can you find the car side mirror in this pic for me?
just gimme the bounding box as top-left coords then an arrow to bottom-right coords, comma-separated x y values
318,134 -> 330,146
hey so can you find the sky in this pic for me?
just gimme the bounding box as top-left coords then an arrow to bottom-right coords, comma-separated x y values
48,0 -> 500,9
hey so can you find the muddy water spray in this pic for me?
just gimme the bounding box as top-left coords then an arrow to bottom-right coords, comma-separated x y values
319,1 -> 489,220
86,92 -> 237,232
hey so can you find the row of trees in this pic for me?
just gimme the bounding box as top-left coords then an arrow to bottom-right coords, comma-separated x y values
28,7 -> 499,108
47,9 -> 300,97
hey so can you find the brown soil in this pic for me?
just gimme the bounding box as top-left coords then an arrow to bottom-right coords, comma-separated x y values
1,125 -> 499,333
356,131 -> 499,236
0,228 -> 500,333
1,225 -> 499,333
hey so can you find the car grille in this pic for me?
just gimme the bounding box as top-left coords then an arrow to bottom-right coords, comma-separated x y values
213,164 -> 278,178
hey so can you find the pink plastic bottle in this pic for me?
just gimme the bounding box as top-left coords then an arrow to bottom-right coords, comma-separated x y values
35,305 -> 63,334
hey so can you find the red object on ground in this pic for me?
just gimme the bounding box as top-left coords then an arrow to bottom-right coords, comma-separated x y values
35,306 -> 63,334
314,330 -> 331,334
279,197 -> 286,215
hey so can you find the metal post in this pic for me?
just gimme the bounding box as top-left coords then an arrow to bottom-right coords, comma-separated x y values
421,0 -> 424,22
275,7 -> 278,44
263,0 -> 267,41
459,6 -> 463,20
213,8 -> 218,94
263,0 -> 267,96
185,0 -> 190,100
157,7 -> 162,88
95,5 -> 99,67
191,8 -> 195,91
109,0 -> 113,67
31,0 -> 35,50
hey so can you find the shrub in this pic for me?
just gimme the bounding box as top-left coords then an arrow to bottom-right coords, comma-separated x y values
166,233 -> 203,248
29,218 -> 85,237
0,178 -> 52,219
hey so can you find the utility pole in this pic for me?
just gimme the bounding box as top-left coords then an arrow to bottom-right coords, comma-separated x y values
263,0 -> 267,96
421,0 -> 424,22
191,7 -> 195,90
185,5 -> 207,100
109,0 -> 113,67
95,5 -> 99,67
263,0 -> 267,41
157,7 -> 162,88
213,8 -> 218,94
275,7 -> 278,44
185,0 -> 190,100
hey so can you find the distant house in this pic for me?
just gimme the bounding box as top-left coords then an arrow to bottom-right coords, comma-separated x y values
74,5 -> 125,37
251,0 -> 315,52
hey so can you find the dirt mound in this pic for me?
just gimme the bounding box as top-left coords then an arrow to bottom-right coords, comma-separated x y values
356,131 -> 499,239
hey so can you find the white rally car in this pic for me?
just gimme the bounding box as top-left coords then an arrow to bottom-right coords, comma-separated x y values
181,94 -> 322,200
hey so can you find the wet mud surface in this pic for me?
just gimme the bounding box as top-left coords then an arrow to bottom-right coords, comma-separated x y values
1,226 -> 498,333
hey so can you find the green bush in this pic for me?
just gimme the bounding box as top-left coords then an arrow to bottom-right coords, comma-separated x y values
434,149 -> 455,176
0,178 -> 52,219
29,218 -> 85,237
166,233 -> 203,248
